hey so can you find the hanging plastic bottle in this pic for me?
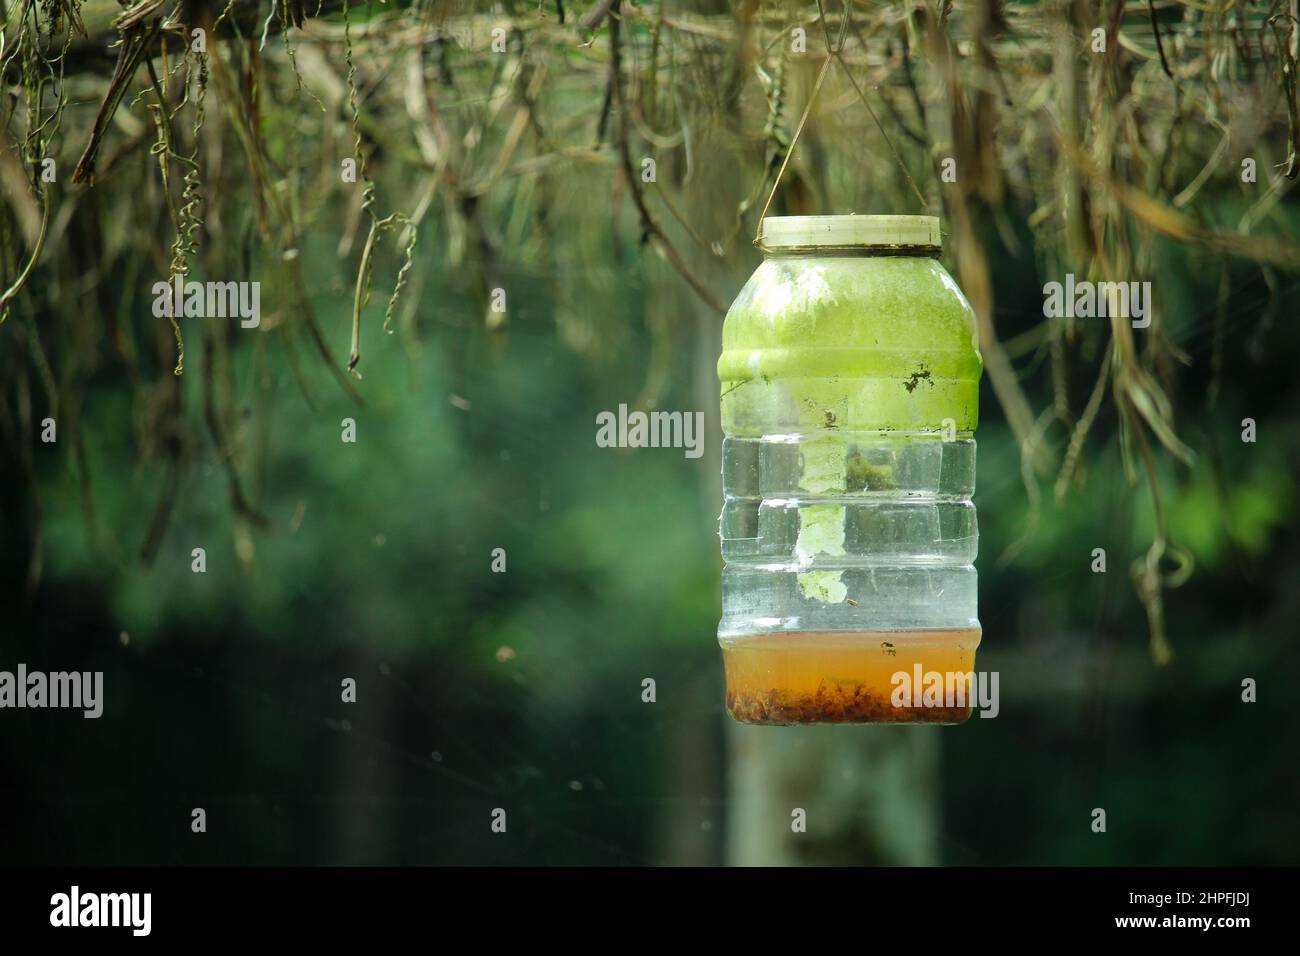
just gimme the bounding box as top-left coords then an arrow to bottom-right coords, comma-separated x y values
718,215 -> 982,724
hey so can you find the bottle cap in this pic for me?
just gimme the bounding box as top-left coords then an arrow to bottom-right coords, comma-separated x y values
757,215 -> 941,254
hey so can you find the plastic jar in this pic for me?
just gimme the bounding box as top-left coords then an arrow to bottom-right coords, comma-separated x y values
717,215 -> 983,724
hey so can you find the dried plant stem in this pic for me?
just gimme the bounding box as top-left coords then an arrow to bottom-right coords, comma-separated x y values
609,3 -> 726,315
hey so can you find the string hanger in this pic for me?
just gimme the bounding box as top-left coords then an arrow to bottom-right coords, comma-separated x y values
755,0 -> 929,246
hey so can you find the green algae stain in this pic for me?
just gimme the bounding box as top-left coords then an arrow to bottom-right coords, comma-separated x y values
718,255 -> 982,433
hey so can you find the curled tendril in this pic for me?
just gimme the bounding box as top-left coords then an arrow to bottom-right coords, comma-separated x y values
340,0 -> 420,373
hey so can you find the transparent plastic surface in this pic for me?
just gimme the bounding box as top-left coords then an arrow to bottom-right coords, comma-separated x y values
717,239 -> 982,725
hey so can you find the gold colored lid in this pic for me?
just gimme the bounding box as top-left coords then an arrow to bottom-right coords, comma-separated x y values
757,214 -> 941,253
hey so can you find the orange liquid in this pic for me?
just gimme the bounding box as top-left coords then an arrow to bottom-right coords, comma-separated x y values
722,629 -> 982,725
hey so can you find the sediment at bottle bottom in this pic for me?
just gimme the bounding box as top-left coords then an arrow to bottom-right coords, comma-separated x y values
721,629 -> 982,725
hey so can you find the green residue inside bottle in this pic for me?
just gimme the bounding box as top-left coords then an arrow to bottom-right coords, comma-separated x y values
719,253 -> 982,603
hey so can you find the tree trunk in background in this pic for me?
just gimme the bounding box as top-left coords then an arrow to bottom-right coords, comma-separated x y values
726,726 -> 940,866
654,278 -> 728,865
691,238 -> 941,867
669,119 -> 942,865
695,272 -> 942,864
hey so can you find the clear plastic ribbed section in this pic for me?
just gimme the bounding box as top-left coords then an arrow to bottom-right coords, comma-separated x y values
719,431 -> 978,637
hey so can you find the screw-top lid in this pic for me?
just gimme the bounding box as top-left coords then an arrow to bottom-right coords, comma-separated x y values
757,214 -> 941,254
